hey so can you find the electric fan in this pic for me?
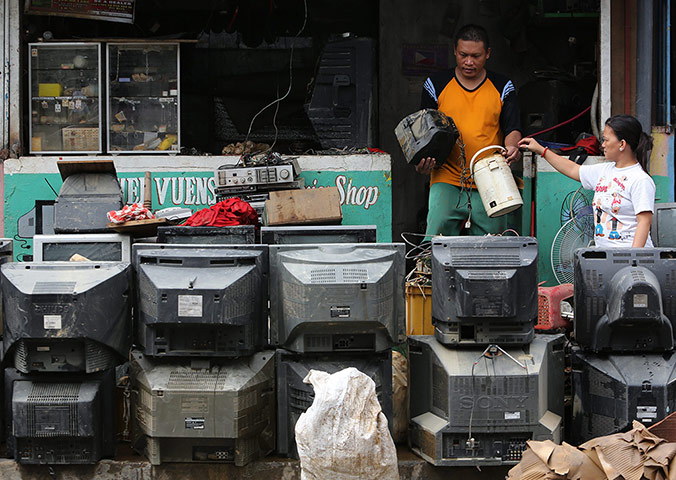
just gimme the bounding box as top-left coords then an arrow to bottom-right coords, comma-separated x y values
560,188 -> 593,225
551,205 -> 595,284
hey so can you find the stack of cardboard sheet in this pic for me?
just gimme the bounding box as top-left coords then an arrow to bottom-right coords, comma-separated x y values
507,421 -> 676,480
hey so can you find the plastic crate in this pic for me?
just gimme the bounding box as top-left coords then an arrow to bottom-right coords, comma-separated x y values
536,283 -> 574,331
405,283 -> 433,335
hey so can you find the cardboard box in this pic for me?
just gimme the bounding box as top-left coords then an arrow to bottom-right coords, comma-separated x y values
263,187 -> 342,226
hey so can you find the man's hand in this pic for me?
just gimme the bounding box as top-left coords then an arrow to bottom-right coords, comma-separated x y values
415,157 -> 436,175
503,145 -> 521,165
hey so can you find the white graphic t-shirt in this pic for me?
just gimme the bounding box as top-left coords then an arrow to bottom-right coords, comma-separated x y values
579,162 -> 655,248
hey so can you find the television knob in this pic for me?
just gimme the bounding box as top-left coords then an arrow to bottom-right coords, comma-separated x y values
280,169 -> 290,179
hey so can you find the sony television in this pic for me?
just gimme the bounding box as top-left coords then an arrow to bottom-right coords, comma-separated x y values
275,348 -> 392,458
32,233 -> 131,262
1,262 -> 132,374
4,367 -> 116,464
651,203 -> 676,247
431,236 -> 539,346
573,248 -> 676,352
260,225 -> 377,245
408,334 -> 565,467
133,244 -> 268,357
269,243 -> 406,353
157,226 -> 256,245
130,349 -> 275,465
570,346 -> 676,445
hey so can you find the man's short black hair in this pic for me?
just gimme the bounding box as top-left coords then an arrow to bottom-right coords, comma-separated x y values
454,24 -> 490,50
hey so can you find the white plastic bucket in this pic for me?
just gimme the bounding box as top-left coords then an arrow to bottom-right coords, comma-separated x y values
469,145 -> 523,218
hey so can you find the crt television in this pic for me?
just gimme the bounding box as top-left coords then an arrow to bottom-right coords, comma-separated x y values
571,346 -> 676,444
431,236 -> 538,346
5,367 -> 116,464
1,262 -> 132,373
260,225 -> 377,245
651,203 -> 676,247
275,348 -> 392,458
130,349 -> 275,465
33,233 -> 131,262
133,244 -> 268,357
269,243 -> 406,353
573,248 -> 676,352
157,225 -> 256,245
408,334 -> 565,467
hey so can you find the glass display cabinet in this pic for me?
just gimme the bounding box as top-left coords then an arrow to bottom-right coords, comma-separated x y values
107,43 -> 180,153
29,42 -> 102,154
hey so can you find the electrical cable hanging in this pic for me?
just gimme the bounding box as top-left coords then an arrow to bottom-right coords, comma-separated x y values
244,0 -> 308,148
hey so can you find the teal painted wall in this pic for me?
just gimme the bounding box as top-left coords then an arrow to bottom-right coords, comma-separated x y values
5,169 -> 392,261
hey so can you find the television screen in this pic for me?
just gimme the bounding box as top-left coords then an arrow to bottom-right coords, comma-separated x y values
133,244 -> 268,357
431,236 -> 538,346
574,248 -> 676,352
33,234 -> 131,262
5,367 -> 116,464
157,226 -> 256,245
408,334 -> 565,466
275,348 -> 392,458
1,262 -> 132,373
651,203 -> 676,247
130,349 -> 275,465
269,243 -> 405,353
260,225 -> 377,245
571,346 -> 676,444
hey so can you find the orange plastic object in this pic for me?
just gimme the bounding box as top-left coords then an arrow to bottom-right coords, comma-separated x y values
536,283 -> 574,331
405,283 -> 433,336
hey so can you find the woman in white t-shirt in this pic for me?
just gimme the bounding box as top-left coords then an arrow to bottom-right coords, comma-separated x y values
518,114 -> 656,247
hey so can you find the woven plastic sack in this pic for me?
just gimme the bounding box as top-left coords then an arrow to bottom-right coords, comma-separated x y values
295,367 -> 399,480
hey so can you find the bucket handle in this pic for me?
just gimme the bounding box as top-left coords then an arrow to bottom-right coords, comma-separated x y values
469,145 -> 507,177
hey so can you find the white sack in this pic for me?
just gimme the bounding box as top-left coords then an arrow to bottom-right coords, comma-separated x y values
294,367 -> 399,480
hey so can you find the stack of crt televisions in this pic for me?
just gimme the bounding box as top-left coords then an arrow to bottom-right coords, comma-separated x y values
408,236 -> 565,467
1,259 -> 132,464
263,225 -> 405,458
570,248 -> 676,445
128,229 -> 274,466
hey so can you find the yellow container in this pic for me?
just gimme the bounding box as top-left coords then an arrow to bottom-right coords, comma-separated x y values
38,83 -> 63,97
405,283 -> 433,335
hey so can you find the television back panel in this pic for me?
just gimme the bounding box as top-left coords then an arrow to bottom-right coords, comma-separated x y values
431,236 -> 538,347
1,262 -> 132,373
157,226 -> 256,245
408,334 -> 565,466
305,36 -> 376,149
53,172 -> 123,233
4,367 -> 116,464
261,225 -> 377,245
133,244 -> 268,357
33,233 -> 131,262
129,349 -> 275,465
573,248 -> 676,352
275,348 -> 392,458
269,243 -> 406,353
652,203 -> 676,247
570,347 -> 676,445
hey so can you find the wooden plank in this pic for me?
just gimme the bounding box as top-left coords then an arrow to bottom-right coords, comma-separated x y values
57,159 -> 117,180
264,187 -> 342,226
107,218 -> 168,237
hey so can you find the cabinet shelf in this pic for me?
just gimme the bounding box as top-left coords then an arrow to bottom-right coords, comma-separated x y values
29,42 -> 102,155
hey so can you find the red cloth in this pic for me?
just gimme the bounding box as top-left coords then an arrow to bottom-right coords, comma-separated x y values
107,203 -> 154,224
182,198 -> 258,227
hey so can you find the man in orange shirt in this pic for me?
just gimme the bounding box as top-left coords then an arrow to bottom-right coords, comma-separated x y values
417,24 -> 522,237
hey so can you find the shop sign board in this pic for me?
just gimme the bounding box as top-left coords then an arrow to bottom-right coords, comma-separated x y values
25,0 -> 135,24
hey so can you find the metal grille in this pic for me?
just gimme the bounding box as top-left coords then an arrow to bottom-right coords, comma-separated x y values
27,383 -> 80,437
